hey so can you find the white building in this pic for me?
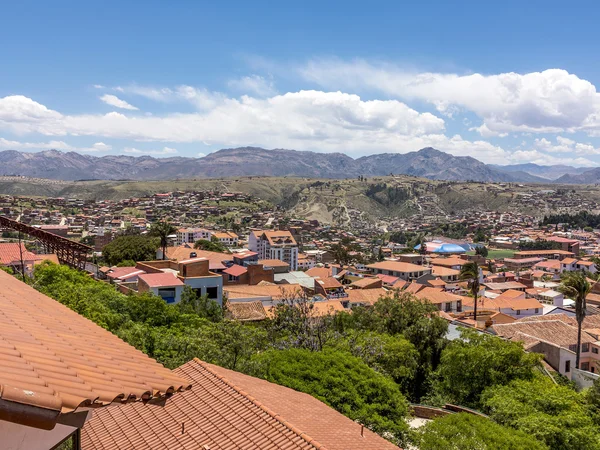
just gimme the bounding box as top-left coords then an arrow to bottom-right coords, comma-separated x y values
176,228 -> 212,245
212,231 -> 239,247
249,230 -> 299,271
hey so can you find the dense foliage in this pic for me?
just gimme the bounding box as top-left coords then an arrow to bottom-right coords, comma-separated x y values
482,378 -> 600,449
102,234 -> 160,265
518,239 -> 562,251
415,413 -> 547,450
430,329 -> 541,408
249,348 -> 410,441
194,237 -> 228,253
542,211 -> 600,229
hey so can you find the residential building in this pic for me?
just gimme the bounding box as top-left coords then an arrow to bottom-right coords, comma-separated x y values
138,272 -> 185,303
212,231 -> 239,247
249,230 -> 299,270
176,227 -> 212,245
366,260 -> 432,281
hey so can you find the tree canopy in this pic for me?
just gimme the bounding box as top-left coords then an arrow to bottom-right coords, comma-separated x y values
102,234 -> 159,266
194,237 -> 228,253
415,413 -> 547,450
249,348 -> 409,444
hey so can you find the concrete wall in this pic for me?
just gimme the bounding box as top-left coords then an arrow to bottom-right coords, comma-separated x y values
572,368 -> 600,389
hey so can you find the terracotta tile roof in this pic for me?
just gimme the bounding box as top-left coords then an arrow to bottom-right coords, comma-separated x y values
414,287 -> 464,305
404,282 -> 425,294
0,271 -> 190,430
375,274 -> 400,285
0,242 -> 38,265
316,276 -> 343,289
350,277 -> 383,289
258,259 -> 291,268
106,266 -> 145,280
226,301 -> 268,321
82,359 -> 399,450
138,272 -> 184,287
431,266 -> 460,277
165,246 -> 231,264
310,299 -> 346,316
224,284 -> 303,301
306,267 -> 332,279
222,264 -> 248,277
492,320 -> 595,348
346,288 -> 388,306
366,261 -> 429,273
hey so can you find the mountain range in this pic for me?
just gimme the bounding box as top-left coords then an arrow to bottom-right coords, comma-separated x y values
0,147 -> 597,183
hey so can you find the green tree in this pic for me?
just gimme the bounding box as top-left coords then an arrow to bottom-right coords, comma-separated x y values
473,227 -> 487,243
102,235 -> 159,266
249,348 -> 409,444
475,245 -> 489,258
482,377 -> 600,450
460,261 -> 480,321
432,329 -> 541,408
194,237 -> 228,253
414,413 -> 547,450
150,220 -> 177,260
559,271 -> 591,368
178,285 -> 223,322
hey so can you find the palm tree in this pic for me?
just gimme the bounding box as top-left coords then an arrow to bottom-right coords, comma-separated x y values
460,261 -> 480,322
150,220 -> 177,260
558,271 -> 591,369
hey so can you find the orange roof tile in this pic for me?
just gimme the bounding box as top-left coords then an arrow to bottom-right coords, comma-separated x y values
82,359 -> 399,450
0,271 -> 190,430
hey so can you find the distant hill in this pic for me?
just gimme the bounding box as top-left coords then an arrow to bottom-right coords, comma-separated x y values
555,168 -> 600,184
0,146 -> 591,183
491,163 -> 589,180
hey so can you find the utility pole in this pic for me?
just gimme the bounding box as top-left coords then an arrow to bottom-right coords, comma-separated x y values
17,203 -> 25,282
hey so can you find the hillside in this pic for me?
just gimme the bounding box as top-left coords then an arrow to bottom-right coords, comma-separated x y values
555,168 -> 600,184
0,146 -> 579,183
3,175 -> 600,226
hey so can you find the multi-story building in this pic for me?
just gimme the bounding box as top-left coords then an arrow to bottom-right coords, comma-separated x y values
249,230 -> 299,271
176,227 -> 212,245
212,231 -> 239,247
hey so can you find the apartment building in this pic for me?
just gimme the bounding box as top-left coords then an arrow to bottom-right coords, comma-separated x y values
176,227 -> 212,245
249,230 -> 299,271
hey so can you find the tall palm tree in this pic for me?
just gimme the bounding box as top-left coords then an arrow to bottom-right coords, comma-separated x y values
559,271 -> 591,369
460,261 -> 480,321
151,220 -> 177,260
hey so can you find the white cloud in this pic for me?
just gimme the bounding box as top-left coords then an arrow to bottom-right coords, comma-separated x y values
0,137 -> 112,153
99,94 -> 139,111
93,84 -> 105,89
124,146 -> 177,155
197,152 -> 206,157
0,91 -> 445,152
228,75 -> 277,97
301,59 -> 600,136
509,149 -> 595,167
533,136 -> 600,154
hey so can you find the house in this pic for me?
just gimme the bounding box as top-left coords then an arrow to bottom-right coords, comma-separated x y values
176,227 -> 212,245
212,231 -> 239,247
466,289 -> 543,318
431,265 -> 460,282
491,318 -> 598,377
345,288 -> 389,307
0,270 -> 190,450
138,272 -> 185,303
136,258 -> 224,304
482,281 -> 528,292
0,242 -> 38,272
224,283 -> 305,306
546,236 -> 580,254
249,230 -> 299,271
81,359 -> 399,450
414,287 -> 464,313
513,249 -> 575,261
314,276 -> 346,298
560,257 -> 578,272
105,266 -> 146,283
503,257 -> 544,271
366,261 -> 432,281
259,258 -> 291,274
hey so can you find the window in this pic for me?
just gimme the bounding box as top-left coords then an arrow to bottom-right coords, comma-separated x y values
565,360 -> 571,373
445,302 -> 452,312
206,286 -> 219,300
158,288 -> 176,304
569,344 -> 578,352
593,347 -> 598,354
583,343 -> 590,353
582,362 -> 590,371
457,300 -> 462,313
516,310 -> 521,315
535,308 -> 539,313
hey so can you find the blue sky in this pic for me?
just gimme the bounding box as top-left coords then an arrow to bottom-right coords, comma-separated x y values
2,0 -> 600,166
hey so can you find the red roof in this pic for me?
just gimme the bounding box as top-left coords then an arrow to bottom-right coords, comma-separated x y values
138,272 -> 184,287
223,264 -> 248,277
0,242 -> 38,265
106,266 -> 145,280
81,359 -> 399,450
